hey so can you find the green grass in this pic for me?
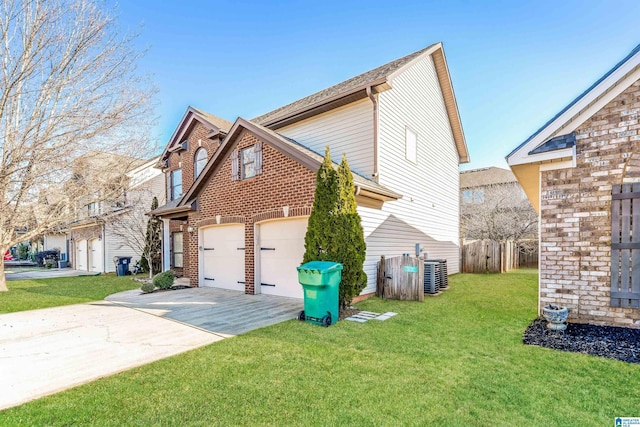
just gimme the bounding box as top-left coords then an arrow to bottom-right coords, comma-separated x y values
0,274 -> 141,313
2,269 -> 639,426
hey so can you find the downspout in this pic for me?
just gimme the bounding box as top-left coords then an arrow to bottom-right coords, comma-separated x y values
102,221 -> 106,273
366,86 -> 379,183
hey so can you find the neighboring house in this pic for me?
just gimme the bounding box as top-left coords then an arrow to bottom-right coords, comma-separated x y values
152,42 -> 469,299
460,167 -> 520,205
507,43 -> 640,327
459,166 -> 536,241
69,156 -> 165,273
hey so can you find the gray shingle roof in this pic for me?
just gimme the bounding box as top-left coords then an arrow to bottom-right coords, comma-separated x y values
252,43 -> 438,126
528,133 -> 576,155
460,167 -> 517,189
191,107 -> 233,133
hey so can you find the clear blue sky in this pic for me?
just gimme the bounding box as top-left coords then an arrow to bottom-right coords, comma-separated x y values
114,0 -> 640,170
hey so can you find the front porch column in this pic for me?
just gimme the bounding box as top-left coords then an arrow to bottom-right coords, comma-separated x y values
162,218 -> 171,271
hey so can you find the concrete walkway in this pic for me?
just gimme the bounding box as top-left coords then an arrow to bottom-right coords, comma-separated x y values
0,287 -> 302,410
106,287 -> 303,335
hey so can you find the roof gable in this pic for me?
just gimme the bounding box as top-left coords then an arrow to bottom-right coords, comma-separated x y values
160,106 -> 233,161
252,43 -> 469,163
507,42 -> 640,166
180,118 -> 401,206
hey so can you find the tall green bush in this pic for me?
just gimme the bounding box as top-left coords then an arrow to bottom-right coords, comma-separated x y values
303,147 -> 339,263
335,155 -> 367,307
303,148 -> 367,308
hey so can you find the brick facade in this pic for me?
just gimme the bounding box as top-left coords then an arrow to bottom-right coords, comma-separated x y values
164,121 -> 222,278
183,130 -> 316,293
540,79 -> 640,327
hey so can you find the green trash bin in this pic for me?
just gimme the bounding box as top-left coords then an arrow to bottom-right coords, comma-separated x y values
296,261 -> 342,327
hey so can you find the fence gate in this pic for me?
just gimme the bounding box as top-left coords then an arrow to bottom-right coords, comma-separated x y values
611,183 -> 640,308
376,255 -> 424,301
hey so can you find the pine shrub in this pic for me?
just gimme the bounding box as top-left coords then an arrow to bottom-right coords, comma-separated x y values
152,270 -> 175,290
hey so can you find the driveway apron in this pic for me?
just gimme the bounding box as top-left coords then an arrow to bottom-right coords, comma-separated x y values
0,302 -> 222,411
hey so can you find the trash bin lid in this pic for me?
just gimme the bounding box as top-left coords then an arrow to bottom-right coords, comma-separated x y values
297,261 -> 343,273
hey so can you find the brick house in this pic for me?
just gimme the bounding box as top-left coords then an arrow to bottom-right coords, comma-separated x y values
152,42 -> 469,299
507,43 -> 640,327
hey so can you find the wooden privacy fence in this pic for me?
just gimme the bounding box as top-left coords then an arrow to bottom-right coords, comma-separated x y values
461,240 -> 538,273
611,183 -> 640,308
376,255 -> 424,301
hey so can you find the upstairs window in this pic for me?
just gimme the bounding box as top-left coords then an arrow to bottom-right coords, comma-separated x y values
242,146 -> 256,179
170,169 -> 182,200
194,148 -> 207,178
86,202 -> 98,216
231,142 -> 263,181
405,127 -> 417,163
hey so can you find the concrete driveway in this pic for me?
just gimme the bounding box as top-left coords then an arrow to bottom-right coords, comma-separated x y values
0,287 -> 302,411
106,287 -> 302,335
5,268 -> 91,281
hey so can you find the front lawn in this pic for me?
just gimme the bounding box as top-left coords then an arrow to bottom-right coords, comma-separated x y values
0,274 -> 141,313
2,269 -> 639,426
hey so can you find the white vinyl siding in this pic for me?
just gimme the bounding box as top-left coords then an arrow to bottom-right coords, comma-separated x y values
369,53 -> 460,285
104,172 -> 166,273
277,99 -> 374,178
44,234 -> 67,259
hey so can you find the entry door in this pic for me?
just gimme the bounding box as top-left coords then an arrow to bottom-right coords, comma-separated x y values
258,217 -> 308,298
201,225 -> 245,290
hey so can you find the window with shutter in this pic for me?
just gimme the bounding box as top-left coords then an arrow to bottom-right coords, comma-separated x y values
231,150 -> 239,181
255,142 -> 263,175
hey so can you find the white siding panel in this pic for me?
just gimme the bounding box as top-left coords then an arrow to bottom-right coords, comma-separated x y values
375,54 -> 460,279
357,205 -> 459,295
44,234 -> 67,259
278,99 -> 374,178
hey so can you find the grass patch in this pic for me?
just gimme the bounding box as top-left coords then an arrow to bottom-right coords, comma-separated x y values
0,274 -> 141,313
2,269 -> 639,425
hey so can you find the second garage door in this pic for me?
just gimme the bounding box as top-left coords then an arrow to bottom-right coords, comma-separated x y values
258,217 -> 308,299
200,225 -> 245,291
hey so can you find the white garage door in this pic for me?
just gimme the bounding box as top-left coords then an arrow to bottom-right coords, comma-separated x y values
201,225 -> 245,291
89,238 -> 103,273
76,239 -> 87,271
258,217 -> 308,298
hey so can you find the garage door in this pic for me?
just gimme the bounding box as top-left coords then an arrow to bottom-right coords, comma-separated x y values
201,225 -> 245,290
76,239 -> 87,271
258,217 -> 308,298
89,238 -> 103,273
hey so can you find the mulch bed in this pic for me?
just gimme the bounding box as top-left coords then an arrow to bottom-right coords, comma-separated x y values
339,307 -> 361,320
523,317 -> 640,364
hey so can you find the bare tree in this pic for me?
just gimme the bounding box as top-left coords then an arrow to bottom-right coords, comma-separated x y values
108,192 -> 161,279
461,182 -> 538,243
0,0 -> 155,290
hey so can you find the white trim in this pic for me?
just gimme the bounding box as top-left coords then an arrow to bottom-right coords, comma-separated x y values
510,147 -> 576,167
387,43 -> 441,85
253,222 -> 261,295
508,58 -> 640,166
162,219 -> 170,271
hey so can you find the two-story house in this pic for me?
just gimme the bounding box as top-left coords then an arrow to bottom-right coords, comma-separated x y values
68,154 -> 166,273
151,42 -> 469,299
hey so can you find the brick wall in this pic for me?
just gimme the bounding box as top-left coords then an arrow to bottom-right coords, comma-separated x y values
165,121 -> 222,201
540,79 -> 640,327
185,131 -> 316,293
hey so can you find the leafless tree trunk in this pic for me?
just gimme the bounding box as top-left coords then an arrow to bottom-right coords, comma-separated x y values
0,0 -> 155,291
